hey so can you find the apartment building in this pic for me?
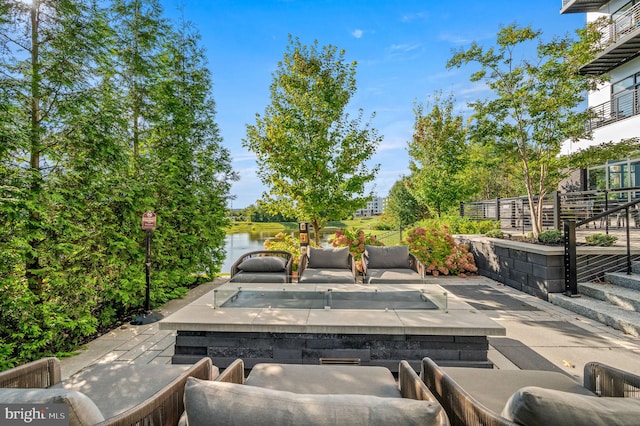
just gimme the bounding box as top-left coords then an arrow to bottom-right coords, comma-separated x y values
354,196 -> 385,217
561,0 -> 640,193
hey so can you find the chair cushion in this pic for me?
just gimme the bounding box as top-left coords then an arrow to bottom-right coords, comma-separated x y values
0,388 -> 105,426
366,268 -> 423,284
501,386 -> 640,426
366,245 -> 410,269
238,256 -> 286,272
298,268 -> 355,283
307,247 -> 350,269
183,377 -> 443,426
230,271 -> 288,283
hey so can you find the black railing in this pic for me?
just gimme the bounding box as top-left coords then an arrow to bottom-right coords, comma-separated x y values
461,187 -> 640,233
564,198 -> 640,296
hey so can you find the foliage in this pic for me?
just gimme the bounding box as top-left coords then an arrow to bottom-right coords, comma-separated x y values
538,230 -> 564,245
418,216 -> 498,235
446,23 -> 639,237
384,178 -> 429,229
404,227 -> 477,277
585,234 -> 618,247
484,229 -> 505,238
407,93 -> 475,217
243,35 -> 381,244
329,229 -> 385,272
264,232 -> 318,271
0,0 -> 234,368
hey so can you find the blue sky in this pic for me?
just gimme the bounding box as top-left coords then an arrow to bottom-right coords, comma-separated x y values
160,0 -> 586,209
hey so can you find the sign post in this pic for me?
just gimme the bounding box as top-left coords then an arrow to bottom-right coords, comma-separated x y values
131,211 -> 163,325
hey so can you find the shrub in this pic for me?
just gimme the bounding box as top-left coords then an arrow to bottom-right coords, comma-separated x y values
538,230 -> 563,245
484,229 -> 504,238
404,226 -> 477,277
329,229 -> 385,272
264,232 -> 318,271
418,216 -> 498,234
585,233 -> 618,247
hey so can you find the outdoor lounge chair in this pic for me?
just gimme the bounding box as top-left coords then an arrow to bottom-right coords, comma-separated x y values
362,245 -> 424,284
229,250 -> 293,283
181,359 -> 450,425
0,357 -> 215,426
298,246 -> 357,283
420,357 -> 640,426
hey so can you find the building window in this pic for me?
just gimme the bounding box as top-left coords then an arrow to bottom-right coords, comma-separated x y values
588,158 -> 640,192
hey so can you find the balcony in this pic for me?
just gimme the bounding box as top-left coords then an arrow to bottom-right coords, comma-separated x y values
587,87 -> 640,130
580,3 -> 640,75
560,0 -> 607,14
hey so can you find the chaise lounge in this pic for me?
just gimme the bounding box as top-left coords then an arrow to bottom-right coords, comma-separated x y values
181,358 -> 450,425
298,246 -> 357,283
229,250 -> 293,283
362,245 -> 424,284
420,357 -> 640,426
0,357 -> 215,426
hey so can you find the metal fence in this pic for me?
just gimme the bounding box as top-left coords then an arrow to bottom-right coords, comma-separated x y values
461,187 -> 640,233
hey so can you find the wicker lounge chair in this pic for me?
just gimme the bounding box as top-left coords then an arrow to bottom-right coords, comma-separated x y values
0,357 -> 215,426
298,247 -> 357,283
181,359 -> 450,425
362,245 -> 424,284
229,250 -> 293,283
420,357 -> 640,426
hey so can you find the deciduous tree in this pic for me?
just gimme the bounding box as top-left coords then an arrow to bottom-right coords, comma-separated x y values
244,36 -> 381,244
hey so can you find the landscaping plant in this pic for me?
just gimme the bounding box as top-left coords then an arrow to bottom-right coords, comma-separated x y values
585,233 -> 618,247
404,226 -> 477,277
330,229 -> 385,272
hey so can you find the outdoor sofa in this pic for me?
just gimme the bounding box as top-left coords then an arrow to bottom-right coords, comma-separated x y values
362,245 -> 424,284
420,357 -> 640,426
229,250 -> 293,283
0,356 -> 215,426
298,246 -> 357,283
181,358 -> 450,426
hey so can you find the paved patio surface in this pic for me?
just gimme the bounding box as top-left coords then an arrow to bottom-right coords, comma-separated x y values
59,275 -> 640,383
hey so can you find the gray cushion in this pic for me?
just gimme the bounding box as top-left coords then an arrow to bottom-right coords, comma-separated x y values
55,363 -> 196,419
183,377 -> 443,426
245,363 -> 402,398
230,271 -> 288,283
366,245 -> 410,269
238,256 -> 286,272
0,388 -> 105,426
501,386 -> 640,426
440,367 -> 594,414
307,247 -> 350,269
299,268 -> 355,283
366,268 -> 423,284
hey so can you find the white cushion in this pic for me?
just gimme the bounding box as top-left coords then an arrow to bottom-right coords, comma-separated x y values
184,377 -> 443,426
501,386 -> 640,426
0,388 -> 105,426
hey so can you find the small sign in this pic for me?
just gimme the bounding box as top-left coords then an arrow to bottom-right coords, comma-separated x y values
141,211 -> 157,230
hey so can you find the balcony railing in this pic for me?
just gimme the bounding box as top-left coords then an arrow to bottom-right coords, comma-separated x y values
587,87 -> 640,130
600,2 -> 640,46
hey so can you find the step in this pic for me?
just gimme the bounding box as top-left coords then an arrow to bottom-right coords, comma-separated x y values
603,272 -> 640,291
548,293 -> 640,337
578,282 -> 640,312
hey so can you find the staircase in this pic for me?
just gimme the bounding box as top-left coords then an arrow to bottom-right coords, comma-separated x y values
548,262 -> 640,337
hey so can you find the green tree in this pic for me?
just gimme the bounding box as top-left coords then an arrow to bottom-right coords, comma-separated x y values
384,178 -> 428,229
244,36 -> 381,244
448,23 -> 638,236
407,93 -> 473,217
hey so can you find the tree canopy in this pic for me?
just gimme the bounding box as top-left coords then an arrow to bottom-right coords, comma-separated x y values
244,36 -> 381,244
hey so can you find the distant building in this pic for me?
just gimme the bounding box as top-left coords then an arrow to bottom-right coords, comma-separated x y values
354,196 -> 385,217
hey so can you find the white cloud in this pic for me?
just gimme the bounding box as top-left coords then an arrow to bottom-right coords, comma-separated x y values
352,29 -> 364,39
389,43 -> 421,52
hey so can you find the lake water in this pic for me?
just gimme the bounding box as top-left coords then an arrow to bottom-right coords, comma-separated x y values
222,231 -> 334,273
